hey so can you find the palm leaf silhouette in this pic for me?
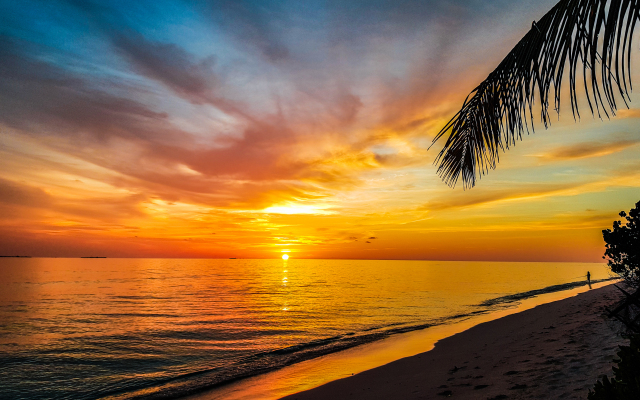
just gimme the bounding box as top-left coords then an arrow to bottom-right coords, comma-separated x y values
433,0 -> 640,189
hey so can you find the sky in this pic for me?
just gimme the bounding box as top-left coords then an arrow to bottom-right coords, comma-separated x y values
0,0 -> 639,261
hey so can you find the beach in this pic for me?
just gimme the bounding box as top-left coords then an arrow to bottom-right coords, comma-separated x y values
281,283 -> 626,400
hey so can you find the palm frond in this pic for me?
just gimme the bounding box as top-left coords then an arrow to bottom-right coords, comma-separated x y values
433,0 -> 640,188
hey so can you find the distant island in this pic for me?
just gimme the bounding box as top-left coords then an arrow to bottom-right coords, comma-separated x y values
0,255 -> 31,258
80,256 -> 107,258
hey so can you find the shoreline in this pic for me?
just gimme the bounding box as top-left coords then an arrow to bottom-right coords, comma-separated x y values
281,283 -> 625,400
185,281 -> 620,400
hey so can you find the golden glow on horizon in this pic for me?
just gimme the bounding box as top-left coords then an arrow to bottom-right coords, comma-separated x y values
263,204 -> 332,215
282,254 -> 289,260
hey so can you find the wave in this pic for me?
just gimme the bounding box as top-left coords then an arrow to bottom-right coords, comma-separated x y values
102,321 -> 439,400
478,277 -> 618,307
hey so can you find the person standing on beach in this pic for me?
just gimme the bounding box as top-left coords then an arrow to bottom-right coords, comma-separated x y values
587,271 -> 591,287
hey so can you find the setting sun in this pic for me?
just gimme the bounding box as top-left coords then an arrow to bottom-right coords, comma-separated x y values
281,254 -> 289,260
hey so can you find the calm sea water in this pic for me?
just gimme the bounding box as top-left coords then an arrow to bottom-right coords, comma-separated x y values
0,258 -> 611,400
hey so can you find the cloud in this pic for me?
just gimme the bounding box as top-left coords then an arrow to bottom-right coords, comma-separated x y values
0,176 -> 146,225
0,36 -> 338,209
0,178 -> 53,208
110,31 -> 258,121
113,33 -> 219,103
35,0 -> 487,210
201,0 -> 290,62
0,36 -> 182,145
421,183 -> 576,212
616,108 -> 640,119
0,0 -> 575,219
421,163 -> 640,213
537,139 -> 640,161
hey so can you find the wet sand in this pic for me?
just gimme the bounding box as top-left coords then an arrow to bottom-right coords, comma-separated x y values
281,284 -> 625,400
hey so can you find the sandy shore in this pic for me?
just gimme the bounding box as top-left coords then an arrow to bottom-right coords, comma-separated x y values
281,284 -> 626,400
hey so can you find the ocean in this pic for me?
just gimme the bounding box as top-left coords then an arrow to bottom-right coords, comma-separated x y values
0,258 -> 611,400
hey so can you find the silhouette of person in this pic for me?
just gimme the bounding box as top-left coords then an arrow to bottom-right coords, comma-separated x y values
587,271 -> 591,288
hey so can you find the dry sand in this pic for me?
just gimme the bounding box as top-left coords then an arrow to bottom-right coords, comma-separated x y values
281,284 -> 626,400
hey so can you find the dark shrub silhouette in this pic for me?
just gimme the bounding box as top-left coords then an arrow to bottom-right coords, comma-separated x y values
603,201 -> 640,286
588,334 -> 640,399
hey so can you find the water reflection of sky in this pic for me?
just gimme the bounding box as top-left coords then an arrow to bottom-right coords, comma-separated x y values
0,257 -> 609,398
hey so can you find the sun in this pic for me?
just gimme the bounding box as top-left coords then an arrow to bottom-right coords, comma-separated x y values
281,254 -> 289,260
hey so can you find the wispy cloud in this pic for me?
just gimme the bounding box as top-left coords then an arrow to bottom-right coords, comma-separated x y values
421,164 -> 640,213
616,108 -> 640,119
113,33 -> 227,106
536,139 -> 639,161
420,183 -> 578,212
0,36 -> 177,143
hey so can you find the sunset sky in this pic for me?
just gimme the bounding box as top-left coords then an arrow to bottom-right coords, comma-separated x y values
1,0 -> 639,260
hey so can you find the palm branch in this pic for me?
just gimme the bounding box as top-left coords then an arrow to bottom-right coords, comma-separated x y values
432,0 -> 640,188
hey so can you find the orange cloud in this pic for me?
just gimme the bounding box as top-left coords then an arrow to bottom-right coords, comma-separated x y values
616,108 -> 640,119
537,139 -> 639,161
420,183 -> 578,212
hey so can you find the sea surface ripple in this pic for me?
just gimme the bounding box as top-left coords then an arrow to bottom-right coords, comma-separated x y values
0,258 -> 610,399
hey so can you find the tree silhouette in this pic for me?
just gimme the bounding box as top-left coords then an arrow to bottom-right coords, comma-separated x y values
433,0 -> 640,189
603,200 -> 640,285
